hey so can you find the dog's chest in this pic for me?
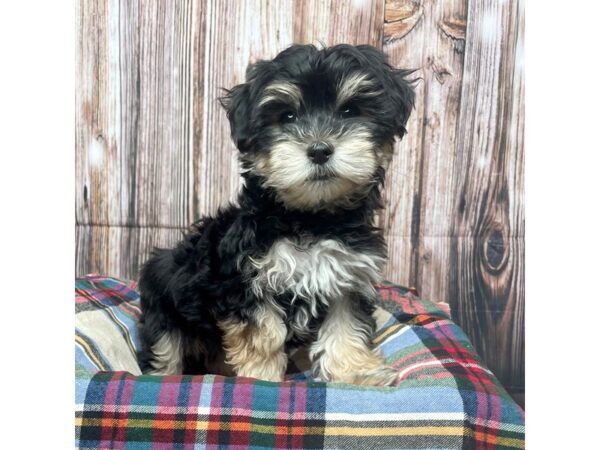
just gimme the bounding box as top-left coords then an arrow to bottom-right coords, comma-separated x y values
248,237 -> 384,303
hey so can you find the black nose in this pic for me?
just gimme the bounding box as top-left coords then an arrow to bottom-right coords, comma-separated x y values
307,142 -> 334,165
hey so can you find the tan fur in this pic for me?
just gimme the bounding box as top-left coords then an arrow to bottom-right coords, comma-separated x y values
147,330 -> 183,375
258,82 -> 302,108
218,305 -> 288,381
310,299 -> 398,386
336,73 -> 383,108
253,126 -> 378,211
376,142 -> 395,171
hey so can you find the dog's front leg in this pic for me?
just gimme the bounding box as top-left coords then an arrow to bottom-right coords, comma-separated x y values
218,305 -> 287,382
310,296 -> 398,386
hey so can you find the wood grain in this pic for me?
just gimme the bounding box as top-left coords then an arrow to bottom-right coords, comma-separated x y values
76,224 -> 185,281
449,0 -> 525,389
293,0 -> 384,46
75,0 -> 525,396
382,0 -> 468,296
76,0 -> 205,227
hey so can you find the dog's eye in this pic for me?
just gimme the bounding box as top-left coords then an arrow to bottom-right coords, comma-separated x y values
279,111 -> 298,124
339,104 -> 360,119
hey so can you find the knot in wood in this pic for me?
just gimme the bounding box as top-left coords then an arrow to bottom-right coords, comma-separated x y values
483,227 -> 508,273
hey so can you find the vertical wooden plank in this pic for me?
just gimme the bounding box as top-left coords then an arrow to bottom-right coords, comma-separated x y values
115,0 -> 141,228
76,0 -> 117,227
449,0 -> 525,389
76,0 -> 206,228
379,0 -> 423,288
382,0 -> 468,293
134,0 -> 197,227
293,0 -> 384,46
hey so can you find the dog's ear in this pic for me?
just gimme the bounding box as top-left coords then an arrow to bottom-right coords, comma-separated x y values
387,68 -> 416,138
219,81 -> 253,152
355,45 -> 416,139
220,61 -> 275,152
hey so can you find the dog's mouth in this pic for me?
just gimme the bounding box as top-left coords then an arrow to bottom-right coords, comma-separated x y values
310,167 -> 337,182
312,173 -> 335,181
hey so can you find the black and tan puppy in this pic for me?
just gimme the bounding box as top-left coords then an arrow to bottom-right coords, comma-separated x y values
137,44 -> 415,386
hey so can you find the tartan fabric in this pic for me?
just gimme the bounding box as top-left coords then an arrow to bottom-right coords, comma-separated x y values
75,275 -> 524,449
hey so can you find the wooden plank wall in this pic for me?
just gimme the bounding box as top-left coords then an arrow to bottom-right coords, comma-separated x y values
76,0 -> 524,401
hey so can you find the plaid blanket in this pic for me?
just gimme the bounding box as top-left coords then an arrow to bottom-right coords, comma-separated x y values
75,275 -> 524,449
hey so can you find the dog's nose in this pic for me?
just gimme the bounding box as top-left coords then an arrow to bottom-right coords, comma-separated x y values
307,142 -> 333,165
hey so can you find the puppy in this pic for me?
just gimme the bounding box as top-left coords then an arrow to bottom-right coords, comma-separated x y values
137,44 -> 415,386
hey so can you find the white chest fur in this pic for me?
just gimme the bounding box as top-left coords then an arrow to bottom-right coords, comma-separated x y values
247,238 -> 384,317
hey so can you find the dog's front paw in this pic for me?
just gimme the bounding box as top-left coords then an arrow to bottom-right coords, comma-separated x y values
314,350 -> 399,386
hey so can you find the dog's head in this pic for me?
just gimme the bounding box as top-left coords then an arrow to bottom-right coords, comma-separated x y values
221,44 -> 415,211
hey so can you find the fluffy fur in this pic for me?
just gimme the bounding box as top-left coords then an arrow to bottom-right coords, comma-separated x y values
137,44 -> 415,386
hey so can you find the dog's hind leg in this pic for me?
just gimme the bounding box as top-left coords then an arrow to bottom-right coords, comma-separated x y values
218,305 -> 287,382
137,305 -> 184,375
144,329 -> 183,375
